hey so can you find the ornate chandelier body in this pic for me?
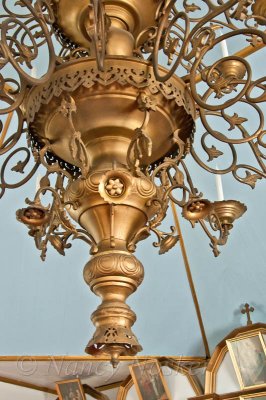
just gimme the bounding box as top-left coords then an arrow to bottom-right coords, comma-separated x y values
1,0 -> 265,365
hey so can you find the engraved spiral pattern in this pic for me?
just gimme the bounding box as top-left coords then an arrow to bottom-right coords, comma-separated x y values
136,177 -> 156,198
85,171 -> 103,192
84,252 -> 144,286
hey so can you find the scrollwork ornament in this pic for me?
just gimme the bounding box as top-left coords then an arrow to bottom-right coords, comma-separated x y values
0,147 -> 40,198
0,101 -> 24,155
16,181 -> 97,260
0,0 -> 56,85
85,0 -> 108,71
148,0 -> 266,193
152,0 -> 190,82
55,95 -> 90,178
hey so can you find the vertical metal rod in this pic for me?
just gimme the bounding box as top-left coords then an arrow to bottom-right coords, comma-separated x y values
171,201 -> 210,359
0,111 -> 14,147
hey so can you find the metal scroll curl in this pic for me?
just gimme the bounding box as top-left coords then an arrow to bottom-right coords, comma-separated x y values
147,0 -> 266,188
0,0 -> 57,197
189,41 -> 266,187
142,0 -> 266,80
151,0 -> 241,82
0,146 -> 40,198
16,177 -> 98,260
152,1 -> 190,82
0,0 -> 56,114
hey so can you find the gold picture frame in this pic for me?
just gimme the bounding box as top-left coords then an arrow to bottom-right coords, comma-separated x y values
129,359 -> 172,400
56,378 -> 86,400
226,331 -> 266,389
240,392 -> 266,400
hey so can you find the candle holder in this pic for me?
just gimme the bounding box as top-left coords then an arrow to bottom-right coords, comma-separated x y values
212,200 -> 247,230
216,59 -> 246,80
182,199 -> 213,221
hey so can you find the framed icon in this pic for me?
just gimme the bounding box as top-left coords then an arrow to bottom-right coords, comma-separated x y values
56,378 -> 86,400
240,393 -> 266,400
129,359 -> 172,400
226,331 -> 266,389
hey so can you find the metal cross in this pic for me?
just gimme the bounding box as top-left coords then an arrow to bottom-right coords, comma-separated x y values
241,303 -> 254,326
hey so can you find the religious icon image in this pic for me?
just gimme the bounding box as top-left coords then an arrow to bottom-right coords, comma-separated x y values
227,332 -> 266,389
56,378 -> 86,400
129,360 -> 172,400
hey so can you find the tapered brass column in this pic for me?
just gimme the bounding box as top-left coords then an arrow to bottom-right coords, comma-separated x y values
84,251 -> 144,360
64,166 -> 160,365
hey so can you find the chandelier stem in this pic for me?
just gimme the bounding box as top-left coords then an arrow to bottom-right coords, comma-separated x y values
171,201 -> 211,359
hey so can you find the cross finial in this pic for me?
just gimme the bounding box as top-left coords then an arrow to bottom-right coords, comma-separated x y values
241,303 -> 254,326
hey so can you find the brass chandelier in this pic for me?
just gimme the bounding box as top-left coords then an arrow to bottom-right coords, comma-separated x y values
0,0 -> 265,366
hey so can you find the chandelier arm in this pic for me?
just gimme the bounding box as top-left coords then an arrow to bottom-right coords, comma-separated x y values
152,0 -> 266,85
198,219 -> 224,257
185,4 -> 266,58
0,79 -> 27,115
190,136 -> 265,189
187,30 -> 266,117
197,104 -> 263,145
189,69 -> 266,186
0,0 -> 56,86
183,0 -> 241,58
166,184 -> 191,207
0,0 -> 57,148
222,102 -> 264,144
20,184 -> 93,260
232,164 -> 266,187
0,146 -> 40,198
238,125 -> 266,172
152,0 -> 240,82
190,136 -> 237,175
152,8 -> 190,82
165,164 -> 203,210
179,160 -> 200,197
258,131 -> 266,151
150,139 -> 186,184
166,163 -> 235,257
246,76 -> 266,103
190,56 -> 252,112
182,42 -> 266,84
